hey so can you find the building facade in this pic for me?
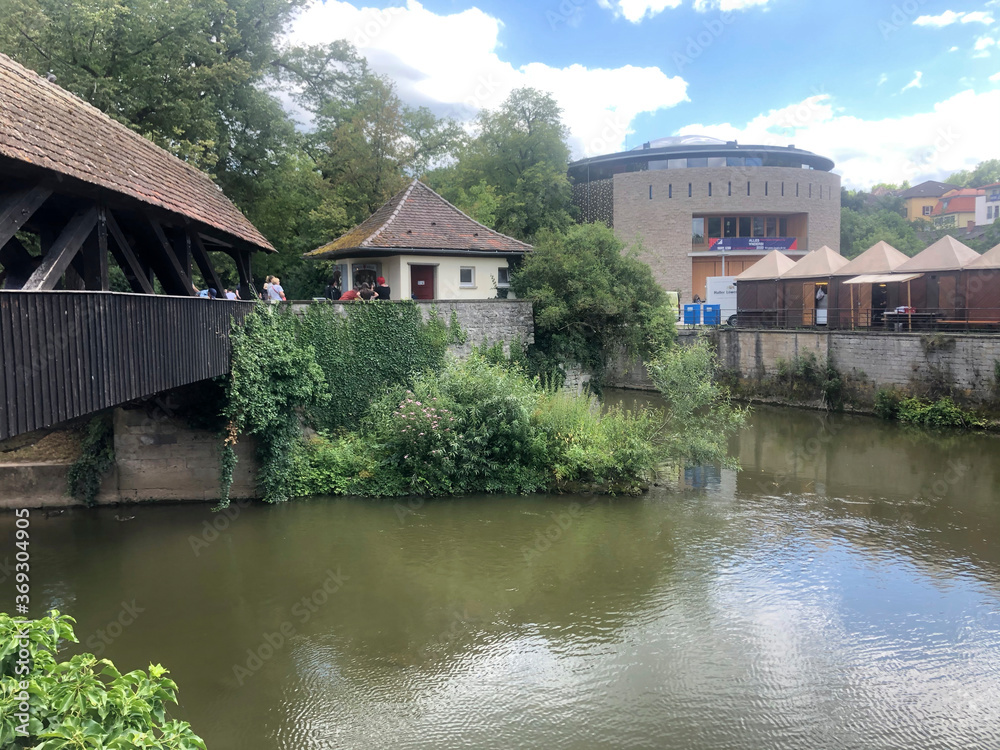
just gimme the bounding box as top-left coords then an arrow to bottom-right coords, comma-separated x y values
569,136 -> 841,302
898,180 -> 960,223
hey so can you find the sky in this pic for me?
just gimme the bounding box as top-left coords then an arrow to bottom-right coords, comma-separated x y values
286,0 -> 1000,189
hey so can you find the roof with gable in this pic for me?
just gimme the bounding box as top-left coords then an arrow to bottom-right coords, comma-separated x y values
0,53 -> 273,252
735,250 -> 798,281
964,243 -> 1000,270
834,241 -> 910,276
780,246 -> 849,279
898,180 -> 960,199
306,180 -> 532,259
895,235 -> 980,273
931,189 -> 984,216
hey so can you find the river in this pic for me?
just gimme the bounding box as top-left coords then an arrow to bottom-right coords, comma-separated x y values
4,400 -> 1000,749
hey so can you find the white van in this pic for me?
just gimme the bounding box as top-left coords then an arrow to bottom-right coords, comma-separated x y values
705,276 -> 738,326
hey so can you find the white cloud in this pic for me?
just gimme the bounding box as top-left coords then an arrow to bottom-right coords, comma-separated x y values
877,73 -> 888,86
990,71 -> 1000,81
597,0 -> 681,23
974,35 -> 998,55
287,1 -> 688,157
950,45 -> 960,51
901,71 -> 923,92
914,10 -> 994,26
676,88 -> 1000,189
599,0 -> 768,21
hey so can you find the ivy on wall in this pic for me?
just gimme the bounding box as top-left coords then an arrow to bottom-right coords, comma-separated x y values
220,301 -> 461,504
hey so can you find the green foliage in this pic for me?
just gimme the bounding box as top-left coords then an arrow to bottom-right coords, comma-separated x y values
946,159 -> 1000,189
840,204 -> 925,258
873,389 -> 983,429
646,336 -> 748,467
0,611 -> 205,749
427,88 -> 575,242
296,302 -> 452,432
221,305 -> 329,505
290,354 -> 678,497
510,222 -> 676,382
772,352 -> 844,409
66,413 -> 115,507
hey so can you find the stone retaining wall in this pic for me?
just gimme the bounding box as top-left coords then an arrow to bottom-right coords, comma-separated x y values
716,329 -> 1000,401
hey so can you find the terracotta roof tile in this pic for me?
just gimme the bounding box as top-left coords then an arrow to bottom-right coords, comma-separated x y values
306,180 -> 532,258
0,53 -> 273,251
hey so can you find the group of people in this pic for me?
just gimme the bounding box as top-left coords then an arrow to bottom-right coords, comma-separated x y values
192,284 -> 240,300
324,270 -> 390,302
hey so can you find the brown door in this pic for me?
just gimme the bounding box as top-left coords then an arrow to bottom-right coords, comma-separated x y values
410,265 -> 435,300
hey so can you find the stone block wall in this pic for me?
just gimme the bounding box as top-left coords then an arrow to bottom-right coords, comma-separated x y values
717,329 -> 1000,401
109,408 -> 258,503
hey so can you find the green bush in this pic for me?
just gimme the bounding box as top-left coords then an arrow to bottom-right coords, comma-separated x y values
874,387 -> 902,420
0,611 -> 205,749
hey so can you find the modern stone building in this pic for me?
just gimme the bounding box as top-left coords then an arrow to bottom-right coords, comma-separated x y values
569,135 -> 841,302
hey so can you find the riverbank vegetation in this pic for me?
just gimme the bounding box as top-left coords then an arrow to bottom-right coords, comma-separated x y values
0,611 -> 204,749
219,304 -> 744,505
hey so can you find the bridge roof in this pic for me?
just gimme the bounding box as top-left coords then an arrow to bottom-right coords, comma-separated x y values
0,53 -> 274,252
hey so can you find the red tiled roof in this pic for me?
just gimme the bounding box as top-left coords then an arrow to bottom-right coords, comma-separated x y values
0,53 -> 273,252
931,196 -> 978,215
306,180 -> 532,258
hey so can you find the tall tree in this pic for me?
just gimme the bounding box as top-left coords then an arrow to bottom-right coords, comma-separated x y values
428,88 -> 576,241
947,159 -> 1000,188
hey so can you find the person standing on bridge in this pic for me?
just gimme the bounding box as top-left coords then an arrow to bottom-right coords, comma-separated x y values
268,277 -> 286,302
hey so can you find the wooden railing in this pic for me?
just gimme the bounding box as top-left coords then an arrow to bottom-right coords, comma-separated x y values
0,291 -> 253,441
734,308 -> 1000,332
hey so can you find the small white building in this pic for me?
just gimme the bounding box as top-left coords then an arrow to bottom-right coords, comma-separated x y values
983,182 -> 1000,225
305,180 -> 530,300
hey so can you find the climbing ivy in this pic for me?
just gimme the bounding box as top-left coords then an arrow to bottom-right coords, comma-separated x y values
220,305 -> 329,505
67,411 -> 115,507
220,302 -> 459,504
296,302 -> 457,432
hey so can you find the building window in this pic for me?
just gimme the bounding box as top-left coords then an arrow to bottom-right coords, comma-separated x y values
809,184 -> 812,198
766,217 -> 777,237
779,218 -> 788,236
746,157 -> 763,167
726,157 -> 744,167
688,157 -> 708,168
497,267 -> 510,287
707,157 -> 726,167
796,183 -> 799,197
739,217 -> 752,237
708,182 -> 712,197
460,267 -> 475,287
667,158 -> 686,169
688,183 -> 692,197
724,217 -> 738,238
989,206 -> 994,220
765,182 -> 768,196
649,185 -> 652,199
753,217 -> 765,237
747,181 -> 751,196
708,217 -> 722,238
692,218 -> 705,244
728,181 -> 732,196
781,182 -> 785,197
922,205 -> 932,216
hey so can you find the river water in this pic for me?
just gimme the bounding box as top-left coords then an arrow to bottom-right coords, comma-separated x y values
4,400 -> 1000,749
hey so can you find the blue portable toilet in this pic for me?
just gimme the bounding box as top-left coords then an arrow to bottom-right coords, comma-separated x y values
703,304 -> 721,326
683,304 -> 701,325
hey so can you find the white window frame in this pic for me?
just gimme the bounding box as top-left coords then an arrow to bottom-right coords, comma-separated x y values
497,267 -> 510,287
459,267 -> 475,287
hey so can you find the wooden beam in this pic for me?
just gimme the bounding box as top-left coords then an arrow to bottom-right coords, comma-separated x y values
82,207 -> 109,291
105,210 -> 154,294
146,214 -> 193,295
221,247 -> 254,300
0,184 -> 52,247
190,231 -> 225,296
0,237 -> 40,289
21,207 -> 99,291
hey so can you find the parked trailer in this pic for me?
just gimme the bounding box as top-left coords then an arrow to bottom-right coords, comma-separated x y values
706,276 -> 738,325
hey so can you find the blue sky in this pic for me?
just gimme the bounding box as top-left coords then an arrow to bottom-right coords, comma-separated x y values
287,0 -> 1000,188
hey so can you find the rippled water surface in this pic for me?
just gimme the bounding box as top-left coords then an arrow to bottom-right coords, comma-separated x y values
4,401 -> 1000,749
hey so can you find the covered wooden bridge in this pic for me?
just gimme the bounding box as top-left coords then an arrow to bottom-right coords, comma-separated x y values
0,54 -> 274,441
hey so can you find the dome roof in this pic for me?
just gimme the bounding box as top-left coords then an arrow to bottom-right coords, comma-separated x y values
630,135 -> 727,151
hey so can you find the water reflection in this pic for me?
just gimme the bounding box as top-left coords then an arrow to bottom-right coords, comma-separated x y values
1,402 -> 999,749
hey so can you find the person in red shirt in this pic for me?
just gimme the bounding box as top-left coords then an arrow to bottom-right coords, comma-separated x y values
339,288 -> 360,301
